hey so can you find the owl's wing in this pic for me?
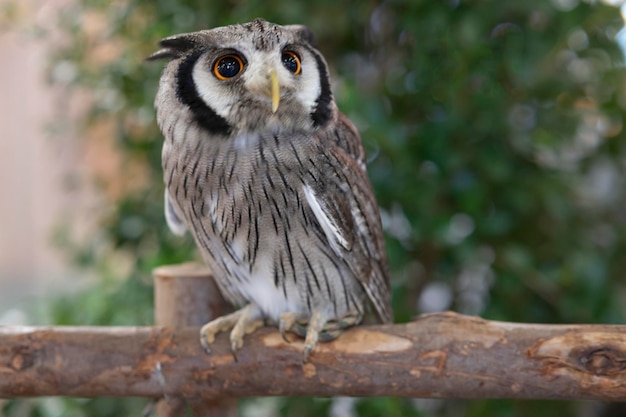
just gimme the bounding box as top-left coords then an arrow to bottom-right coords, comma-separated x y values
303,122 -> 392,324
164,189 -> 187,236
334,113 -> 367,170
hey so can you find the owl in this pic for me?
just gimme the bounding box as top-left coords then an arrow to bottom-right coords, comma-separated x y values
150,18 -> 391,361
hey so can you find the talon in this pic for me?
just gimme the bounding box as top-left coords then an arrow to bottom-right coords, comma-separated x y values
230,317 -> 263,356
200,324 -> 214,354
230,340 -> 239,362
302,310 -> 328,362
198,305 -> 262,358
300,309 -> 363,361
280,328 -> 290,343
303,343 -> 314,363
200,313 -> 238,354
201,338 -> 212,354
318,325 -> 343,342
278,312 -> 301,343
279,321 -> 292,343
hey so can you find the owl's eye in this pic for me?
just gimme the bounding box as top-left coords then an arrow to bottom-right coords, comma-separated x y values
281,51 -> 301,75
213,54 -> 244,80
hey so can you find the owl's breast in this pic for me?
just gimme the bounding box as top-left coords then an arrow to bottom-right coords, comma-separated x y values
164,132 -> 363,320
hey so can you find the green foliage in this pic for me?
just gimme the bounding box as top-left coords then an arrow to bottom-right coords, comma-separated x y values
9,0 -> 626,416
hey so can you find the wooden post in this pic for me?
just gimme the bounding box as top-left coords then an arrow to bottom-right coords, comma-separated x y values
153,263 -> 237,417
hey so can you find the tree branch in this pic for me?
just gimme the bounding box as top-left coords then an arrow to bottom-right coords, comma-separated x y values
1,312 -> 625,401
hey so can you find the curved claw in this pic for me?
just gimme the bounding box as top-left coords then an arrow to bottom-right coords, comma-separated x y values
278,312 -> 302,343
303,344 -> 314,363
318,312 -> 362,342
200,337 -> 212,355
200,311 -> 241,354
279,325 -> 291,343
230,340 -> 239,362
199,305 -> 263,359
302,310 -> 328,363
230,317 -> 264,358
302,310 -> 363,362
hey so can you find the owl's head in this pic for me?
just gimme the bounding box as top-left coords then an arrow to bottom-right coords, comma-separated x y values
150,19 -> 336,137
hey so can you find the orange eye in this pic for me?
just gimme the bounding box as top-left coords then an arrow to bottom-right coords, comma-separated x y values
213,54 -> 244,80
281,51 -> 301,75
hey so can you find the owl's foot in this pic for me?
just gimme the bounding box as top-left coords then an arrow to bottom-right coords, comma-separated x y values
278,311 -> 306,342
280,310 -> 362,362
200,304 -> 264,360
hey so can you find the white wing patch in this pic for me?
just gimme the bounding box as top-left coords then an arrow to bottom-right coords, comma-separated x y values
302,184 -> 350,254
164,190 -> 187,236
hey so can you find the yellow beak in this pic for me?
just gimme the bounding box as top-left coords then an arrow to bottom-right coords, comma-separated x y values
269,68 -> 280,113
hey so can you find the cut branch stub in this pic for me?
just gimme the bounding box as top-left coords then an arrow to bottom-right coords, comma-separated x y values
153,263 -> 236,417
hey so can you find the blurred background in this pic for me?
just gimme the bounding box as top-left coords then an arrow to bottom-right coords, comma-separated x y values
1,0 -> 626,416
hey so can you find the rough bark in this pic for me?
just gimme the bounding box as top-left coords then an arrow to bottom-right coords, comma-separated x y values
1,312 -> 625,401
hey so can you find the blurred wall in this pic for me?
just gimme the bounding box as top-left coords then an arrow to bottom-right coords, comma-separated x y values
0,0 -> 84,318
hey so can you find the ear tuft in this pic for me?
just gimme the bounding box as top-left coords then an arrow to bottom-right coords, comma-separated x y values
285,24 -> 317,47
146,34 -> 199,61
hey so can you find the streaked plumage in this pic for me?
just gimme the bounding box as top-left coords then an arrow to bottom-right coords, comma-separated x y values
150,19 -> 391,360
